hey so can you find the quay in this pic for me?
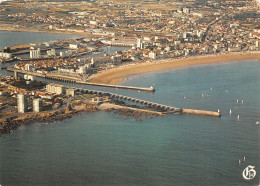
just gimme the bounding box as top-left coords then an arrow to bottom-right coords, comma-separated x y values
18,50 -> 92,62
8,69 -> 155,92
12,47 -> 63,55
76,81 -> 155,92
0,58 -> 16,64
101,40 -> 135,47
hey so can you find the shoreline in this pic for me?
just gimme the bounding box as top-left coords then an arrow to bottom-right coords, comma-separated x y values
89,52 -> 260,85
0,109 -> 79,135
0,102 -> 162,135
0,25 -> 94,37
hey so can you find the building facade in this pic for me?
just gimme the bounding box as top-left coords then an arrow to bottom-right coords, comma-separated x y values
30,48 -> 41,58
33,98 -> 42,112
17,94 -> 28,113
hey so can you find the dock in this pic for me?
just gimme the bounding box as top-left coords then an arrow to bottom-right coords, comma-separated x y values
76,81 -> 155,92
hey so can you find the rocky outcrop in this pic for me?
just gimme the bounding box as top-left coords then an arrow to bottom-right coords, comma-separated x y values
0,103 -> 161,135
114,108 -> 161,117
0,109 -> 79,135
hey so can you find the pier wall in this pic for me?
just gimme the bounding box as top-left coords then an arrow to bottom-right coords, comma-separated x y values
76,81 -> 155,92
8,69 -> 155,92
182,108 -> 220,117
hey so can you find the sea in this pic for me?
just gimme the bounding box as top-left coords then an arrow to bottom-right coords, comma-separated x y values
0,31 -> 259,186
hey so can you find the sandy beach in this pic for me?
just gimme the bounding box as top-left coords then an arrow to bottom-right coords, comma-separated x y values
90,52 -> 260,85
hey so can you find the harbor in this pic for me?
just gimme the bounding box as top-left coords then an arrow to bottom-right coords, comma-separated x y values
4,67 -> 221,117
0,0 -> 259,185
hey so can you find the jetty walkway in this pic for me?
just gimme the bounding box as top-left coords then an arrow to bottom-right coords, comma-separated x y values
70,86 -> 180,113
69,86 -> 221,117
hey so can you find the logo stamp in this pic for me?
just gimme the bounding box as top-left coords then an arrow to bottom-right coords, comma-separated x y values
242,165 -> 256,180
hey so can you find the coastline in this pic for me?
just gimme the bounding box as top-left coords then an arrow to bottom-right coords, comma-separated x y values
0,102 -> 162,135
0,25 -> 94,37
0,109 -> 79,135
0,29 -> 259,135
89,52 -> 260,85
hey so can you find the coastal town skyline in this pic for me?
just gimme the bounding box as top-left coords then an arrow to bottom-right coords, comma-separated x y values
0,0 -> 259,185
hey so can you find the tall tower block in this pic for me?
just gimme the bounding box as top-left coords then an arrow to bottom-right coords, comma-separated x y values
137,39 -> 142,49
14,71 -> 18,79
17,94 -> 28,113
33,98 -> 42,112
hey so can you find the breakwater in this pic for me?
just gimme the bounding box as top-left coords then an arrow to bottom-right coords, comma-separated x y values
8,69 -> 155,92
76,81 -> 155,92
182,108 -> 221,117
71,86 -> 221,117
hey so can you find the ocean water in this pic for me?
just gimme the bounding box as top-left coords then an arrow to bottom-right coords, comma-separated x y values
0,31 -> 81,50
0,31 -> 260,185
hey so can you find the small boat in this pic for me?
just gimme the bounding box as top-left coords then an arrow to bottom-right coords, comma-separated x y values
229,109 -> 232,114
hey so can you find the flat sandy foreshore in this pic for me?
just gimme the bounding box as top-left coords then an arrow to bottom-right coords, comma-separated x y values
90,52 -> 260,85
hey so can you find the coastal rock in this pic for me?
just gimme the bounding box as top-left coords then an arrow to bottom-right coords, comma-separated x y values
0,109 -> 81,135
